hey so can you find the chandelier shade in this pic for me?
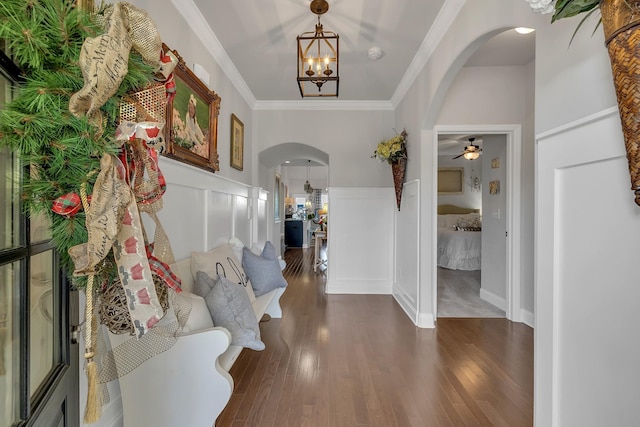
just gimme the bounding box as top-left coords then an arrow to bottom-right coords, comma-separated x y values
297,0 -> 339,97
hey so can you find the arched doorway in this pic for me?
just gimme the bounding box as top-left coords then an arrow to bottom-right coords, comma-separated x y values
258,143 -> 330,273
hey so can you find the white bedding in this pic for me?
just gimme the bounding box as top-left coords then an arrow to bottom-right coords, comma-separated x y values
437,213 -> 481,270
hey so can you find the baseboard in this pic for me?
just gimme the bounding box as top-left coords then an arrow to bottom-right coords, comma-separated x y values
393,289 -> 417,324
521,308 -> 535,328
417,313 -> 435,328
326,279 -> 392,294
479,288 -> 506,311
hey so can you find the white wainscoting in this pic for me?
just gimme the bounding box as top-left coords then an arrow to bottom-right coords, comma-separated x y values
80,157 -> 267,427
326,187 -> 395,294
392,180 -> 420,324
536,107 -> 640,427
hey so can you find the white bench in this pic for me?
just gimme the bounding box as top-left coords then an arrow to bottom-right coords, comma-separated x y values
106,251 -> 286,427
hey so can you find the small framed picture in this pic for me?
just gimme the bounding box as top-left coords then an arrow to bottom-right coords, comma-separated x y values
491,158 -> 500,169
489,180 -> 500,195
230,114 -> 244,171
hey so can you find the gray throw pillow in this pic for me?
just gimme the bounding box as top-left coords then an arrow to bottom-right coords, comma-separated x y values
193,271 -> 265,351
242,243 -> 288,297
261,240 -> 279,260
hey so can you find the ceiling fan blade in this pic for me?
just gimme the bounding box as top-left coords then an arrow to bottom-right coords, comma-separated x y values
452,153 -> 463,159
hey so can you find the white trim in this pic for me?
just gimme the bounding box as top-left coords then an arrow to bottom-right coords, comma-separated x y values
479,288 -> 506,311
393,290 -> 417,324
536,106 -> 618,141
520,309 -> 534,328
254,100 -> 394,111
393,179 -> 421,325
390,0 -> 466,108
417,313 -> 436,329
432,124 -> 523,323
170,0 -> 256,108
535,107 -> 623,427
173,0 -> 466,109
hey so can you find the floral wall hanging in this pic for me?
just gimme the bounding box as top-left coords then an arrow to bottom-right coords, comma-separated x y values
372,130 -> 408,210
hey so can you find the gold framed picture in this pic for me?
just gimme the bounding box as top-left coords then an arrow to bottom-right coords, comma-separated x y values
163,44 -> 221,172
437,167 -> 464,195
230,113 -> 244,171
489,180 -> 500,195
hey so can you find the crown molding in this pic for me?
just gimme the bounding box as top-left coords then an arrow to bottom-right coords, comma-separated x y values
390,0 -> 466,108
171,0 -> 257,108
253,100 -> 394,111
172,0 -> 465,112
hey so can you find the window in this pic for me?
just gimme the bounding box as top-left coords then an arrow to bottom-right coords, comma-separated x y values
0,42 -> 70,427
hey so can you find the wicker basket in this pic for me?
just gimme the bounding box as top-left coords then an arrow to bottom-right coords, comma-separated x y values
391,158 -> 407,211
99,274 -> 169,335
119,83 -> 167,124
601,0 -> 640,205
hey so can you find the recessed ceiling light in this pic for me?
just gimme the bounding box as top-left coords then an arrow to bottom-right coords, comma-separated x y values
284,160 -> 291,164
515,27 -> 535,34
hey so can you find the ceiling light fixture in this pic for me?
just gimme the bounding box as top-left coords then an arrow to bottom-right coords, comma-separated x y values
304,160 -> 314,193
297,0 -> 339,97
463,151 -> 480,160
515,27 -> 535,34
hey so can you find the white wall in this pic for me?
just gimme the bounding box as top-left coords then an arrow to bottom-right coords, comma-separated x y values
393,180 -> 421,324
326,187 -> 395,294
130,0 -> 254,185
479,135 -> 507,306
253,109 -> 395,188
534,8 -> 640,427
393,0 -> 544,325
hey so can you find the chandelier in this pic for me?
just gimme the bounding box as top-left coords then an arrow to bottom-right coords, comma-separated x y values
297,0 -> 339,97
304,160 -> 314,194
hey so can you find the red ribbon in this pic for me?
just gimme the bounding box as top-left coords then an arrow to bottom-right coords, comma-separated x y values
145,243 -> 182,293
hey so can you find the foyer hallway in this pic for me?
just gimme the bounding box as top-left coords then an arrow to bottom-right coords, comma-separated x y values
217,248 -> 533,426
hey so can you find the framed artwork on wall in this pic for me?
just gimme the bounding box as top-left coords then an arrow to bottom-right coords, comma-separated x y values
489,180 -> 500,195
438,167 -> 464,195
163,44 -> 221,172
230,113 -> 244,171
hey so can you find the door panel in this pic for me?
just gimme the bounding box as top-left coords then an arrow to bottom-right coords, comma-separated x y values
0,47 -> 78,427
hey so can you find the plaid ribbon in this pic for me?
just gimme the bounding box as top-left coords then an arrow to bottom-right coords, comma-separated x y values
52,192 -> 92,217
145,243 -> 182,293
115,122 -> 167,205
164,74 -> 176,102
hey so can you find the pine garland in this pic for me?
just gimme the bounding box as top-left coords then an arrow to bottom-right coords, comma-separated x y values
0,0 -> 154,287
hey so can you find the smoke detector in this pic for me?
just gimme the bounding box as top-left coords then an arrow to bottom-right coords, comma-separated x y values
368,47 -> 384,61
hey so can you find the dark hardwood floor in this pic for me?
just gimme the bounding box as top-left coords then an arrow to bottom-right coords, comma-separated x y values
217,247 -> 533,426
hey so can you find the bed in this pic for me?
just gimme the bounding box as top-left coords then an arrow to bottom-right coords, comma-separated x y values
437,204 -> 482,270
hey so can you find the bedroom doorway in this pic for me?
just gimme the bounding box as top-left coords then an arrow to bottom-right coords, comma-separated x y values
433,125 -> 522,322
436,134 -> 507,318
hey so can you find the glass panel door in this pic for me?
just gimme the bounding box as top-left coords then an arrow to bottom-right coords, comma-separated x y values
0,43 -> 78,427
0,261 -> 19,427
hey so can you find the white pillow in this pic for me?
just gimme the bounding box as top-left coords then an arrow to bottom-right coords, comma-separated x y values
443,213 -> 480,229
191,244 -> 256,303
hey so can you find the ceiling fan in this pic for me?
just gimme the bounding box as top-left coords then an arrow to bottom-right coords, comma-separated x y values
453,137 -> 482,160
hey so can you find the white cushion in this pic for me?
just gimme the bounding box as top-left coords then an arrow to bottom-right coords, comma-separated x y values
191,244 -> 256,303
